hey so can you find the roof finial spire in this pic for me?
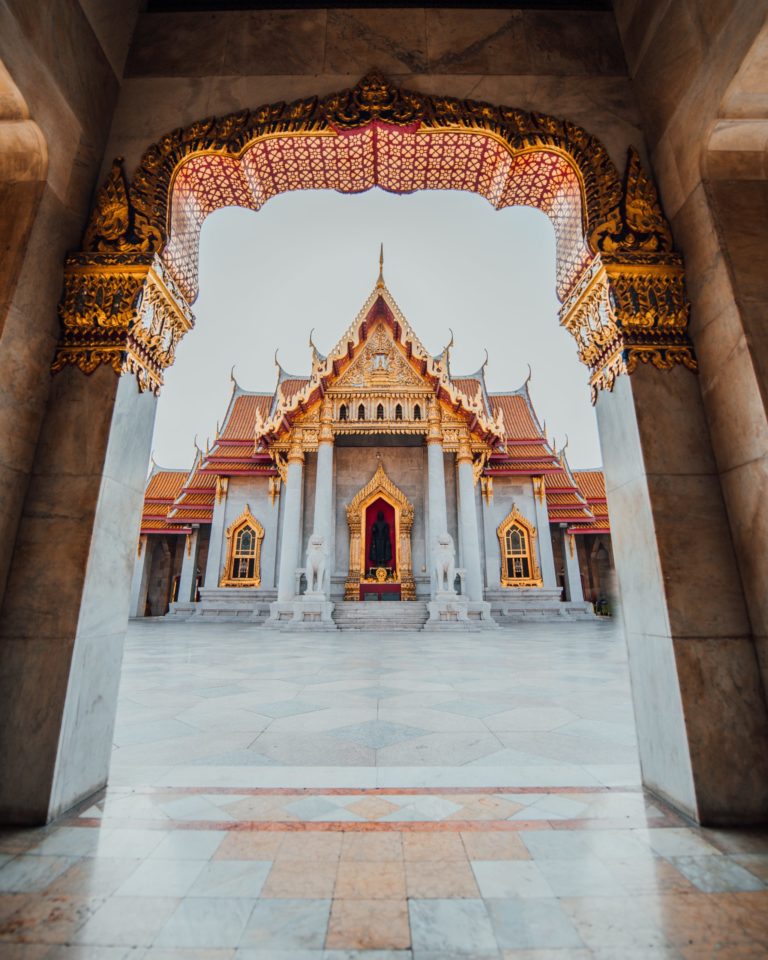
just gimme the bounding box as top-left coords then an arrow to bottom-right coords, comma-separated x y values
377,243 -> 385,288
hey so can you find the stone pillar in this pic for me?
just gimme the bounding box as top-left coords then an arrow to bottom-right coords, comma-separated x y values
0,368 -> 158,824
532,477 -> 558,591
310,400 -> 334,597
276,443 -> 304,602
204,479 -> 228,587
456,439 -> 483,601
129,536 -> 152,617
177,527 -> 199,603
426,397 -> 448,596
597,364 -> 768,824
560,527 -> 585,602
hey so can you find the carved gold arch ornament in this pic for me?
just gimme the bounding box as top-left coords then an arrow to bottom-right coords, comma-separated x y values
55,72 -> 693,398
497,506 -> 543,588
220,506 -> 264,588
344,462 -> 415,601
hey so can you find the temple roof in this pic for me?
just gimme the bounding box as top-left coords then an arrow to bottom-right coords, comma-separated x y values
543,449 -> 594,526
571,468 -> 611,534
201,386 -> 275,478
254,279 -> 505,450
140,465 -> 190,535
166,450 -> 217,526
138,267 -> 609,538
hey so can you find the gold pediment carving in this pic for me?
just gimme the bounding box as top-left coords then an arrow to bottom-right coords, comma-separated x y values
333,323 -> 426,391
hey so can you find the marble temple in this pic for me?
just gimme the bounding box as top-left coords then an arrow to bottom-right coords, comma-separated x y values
131,261 -> 615,630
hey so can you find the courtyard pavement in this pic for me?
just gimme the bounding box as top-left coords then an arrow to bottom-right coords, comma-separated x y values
1,619 -> 767,957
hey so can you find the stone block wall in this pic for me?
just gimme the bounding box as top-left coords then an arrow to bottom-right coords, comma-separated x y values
613,0 -> 768,691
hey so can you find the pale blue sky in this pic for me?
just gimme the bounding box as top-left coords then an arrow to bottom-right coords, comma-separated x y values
153,188 -> 601,469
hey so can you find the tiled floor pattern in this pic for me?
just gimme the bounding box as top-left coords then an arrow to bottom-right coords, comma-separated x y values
109,618 -> 641,791
1,621 -> 768,956
1,789 -> 768,957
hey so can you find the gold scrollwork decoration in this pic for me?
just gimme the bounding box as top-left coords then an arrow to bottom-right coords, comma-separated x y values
81,72 -> 622,276
52,252 -> 193,394
67,73 -> 692,399
560,256 -> 695,404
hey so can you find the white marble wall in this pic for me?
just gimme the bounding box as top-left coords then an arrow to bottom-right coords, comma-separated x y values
480,477 -> 538,590
216,476 -> 280,591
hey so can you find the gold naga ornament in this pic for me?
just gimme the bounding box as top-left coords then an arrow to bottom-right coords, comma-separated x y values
54,73 -> 694,399
53,161 -> 192,394
560,147 -> 693,402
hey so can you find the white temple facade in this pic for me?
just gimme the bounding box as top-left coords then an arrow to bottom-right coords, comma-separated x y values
132,271 -> 614,630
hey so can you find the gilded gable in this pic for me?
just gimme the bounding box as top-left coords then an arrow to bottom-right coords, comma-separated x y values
332,323 -> 427,392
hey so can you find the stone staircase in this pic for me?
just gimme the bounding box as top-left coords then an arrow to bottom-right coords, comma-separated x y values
332,600 -> 429,632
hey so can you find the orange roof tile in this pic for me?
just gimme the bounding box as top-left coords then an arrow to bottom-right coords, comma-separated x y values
574,469 -> 606,501
489,393 -> 544,441
141,518 -> 190,532
279,378 -> 310,403
169,507 -> 213,521
144,470 -> 187,502
452,378 -> 482,400
221,394 -> 272,441
141,469 -> 190,533
176,492 -> 215,506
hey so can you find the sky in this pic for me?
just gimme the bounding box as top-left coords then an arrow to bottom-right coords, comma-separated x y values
152,188 -> 601,470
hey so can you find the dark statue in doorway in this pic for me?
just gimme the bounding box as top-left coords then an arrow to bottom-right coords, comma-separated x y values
369,510 -> 392,566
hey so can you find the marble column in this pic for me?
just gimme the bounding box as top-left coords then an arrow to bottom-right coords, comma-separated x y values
129,536 -> 152,617
560,527 -> 584,602
177,527 -> 199,603
204,479 -> 228,587
426,398 -> 448,596
0,368 -> 157,824
456,439 -> 483,601
532,477 -> 558,590
597,364 -> 768,824
276,443 -> 304,601
310,401 -> 334,596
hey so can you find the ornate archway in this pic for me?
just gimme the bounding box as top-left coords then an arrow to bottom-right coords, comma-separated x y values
345,462 -> 415,601
54,72 -> 693,402
25,71 -> 763,830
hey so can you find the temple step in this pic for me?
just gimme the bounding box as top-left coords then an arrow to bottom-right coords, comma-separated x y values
332,600 -> 429,631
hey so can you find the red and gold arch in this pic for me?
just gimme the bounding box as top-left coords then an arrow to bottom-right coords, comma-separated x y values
54,72 -> 694,400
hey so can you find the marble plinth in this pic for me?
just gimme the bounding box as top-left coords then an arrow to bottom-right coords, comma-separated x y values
190,588 -> 275,622
423,595 -> 498,631
487,588 -> 595,622
266,598 -> 338,631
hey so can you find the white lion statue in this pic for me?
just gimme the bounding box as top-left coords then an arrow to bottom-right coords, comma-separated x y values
433,532 -> 456,595
305,533 -> 326,594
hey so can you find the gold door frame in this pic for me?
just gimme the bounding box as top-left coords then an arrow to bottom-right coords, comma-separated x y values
345,463 -> 415,601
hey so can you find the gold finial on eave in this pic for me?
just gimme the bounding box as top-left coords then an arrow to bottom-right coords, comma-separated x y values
377,243 -> 385,288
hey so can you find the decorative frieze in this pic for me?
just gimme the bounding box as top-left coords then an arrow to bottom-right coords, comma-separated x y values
52,252 -> 193,394
60,73 -> 694,401
560,256 -> 695,403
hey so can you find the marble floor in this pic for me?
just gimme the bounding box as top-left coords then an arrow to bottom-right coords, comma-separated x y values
1,619 -> 767,957
109,618 -> 641,791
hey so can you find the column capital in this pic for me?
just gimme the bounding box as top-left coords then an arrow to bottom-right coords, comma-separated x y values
287,441 -> 305,464
427,395 -> 443,445
318,396 -> 335,444
456,437 -> 473,464
52,252 -> 194,395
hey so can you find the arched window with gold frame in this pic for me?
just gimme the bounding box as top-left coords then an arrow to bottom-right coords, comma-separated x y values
220,507 -> 265,587
497,506 -> 542,587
